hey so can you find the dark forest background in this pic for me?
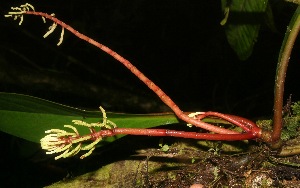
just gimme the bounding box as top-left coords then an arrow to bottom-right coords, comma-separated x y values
0,0 -> 300,187
1,0 -> 298,117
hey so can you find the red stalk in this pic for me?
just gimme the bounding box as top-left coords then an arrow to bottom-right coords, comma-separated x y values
24,11 -> 262,140
196,112 -> 261,136
110,128 -> 258,140
71,128 -> 258,142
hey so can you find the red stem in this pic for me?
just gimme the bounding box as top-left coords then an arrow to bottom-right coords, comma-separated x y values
22,11 -> 264,141
91,128 -> 258,141
25,11 -> 240,135
196,112 -> 261,137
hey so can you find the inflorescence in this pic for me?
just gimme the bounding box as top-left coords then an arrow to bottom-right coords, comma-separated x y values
5,3 -> 65,46
40,107 -> 117,160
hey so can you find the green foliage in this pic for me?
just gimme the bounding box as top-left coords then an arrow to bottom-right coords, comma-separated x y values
191,158 -> 196,164
256,119 -> 272,130
256,102 -> 300,141
281,117 -> 300,141
159,138 -> 170,152
281,101 -> 300,141
160,144 -> 170,152
0,92 -> 179,145
221,0 -> 270,60
292,101 -> 300,116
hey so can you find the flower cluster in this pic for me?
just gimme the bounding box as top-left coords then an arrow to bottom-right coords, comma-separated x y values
5,3 -> 64,46
40,107 -> 117,159
4,3 -> 36,25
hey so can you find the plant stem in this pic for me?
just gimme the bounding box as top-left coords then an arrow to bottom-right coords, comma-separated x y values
91,128 -> 258,141
272,6 -> 300,144
25,11 -> 241,135
196,112 -> 261,135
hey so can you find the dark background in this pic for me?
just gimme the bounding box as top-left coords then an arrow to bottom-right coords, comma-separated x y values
0,0 -> 299,187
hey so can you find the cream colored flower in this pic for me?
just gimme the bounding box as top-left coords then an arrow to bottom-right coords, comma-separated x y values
40,106 -> 116,159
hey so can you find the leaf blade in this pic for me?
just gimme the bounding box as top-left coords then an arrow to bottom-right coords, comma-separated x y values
221,0 -> 269,60
0,93 -> 179,144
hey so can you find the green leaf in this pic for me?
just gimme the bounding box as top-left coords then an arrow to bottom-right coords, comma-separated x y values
221,0 -> 269,60
0,93 -> 179,145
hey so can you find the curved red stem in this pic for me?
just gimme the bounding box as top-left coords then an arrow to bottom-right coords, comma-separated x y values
196,112 -> 261,137
24,11 -> 262,140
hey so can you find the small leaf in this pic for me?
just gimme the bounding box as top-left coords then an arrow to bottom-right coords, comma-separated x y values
191,158 -> 196,163
160,144 -> 170,152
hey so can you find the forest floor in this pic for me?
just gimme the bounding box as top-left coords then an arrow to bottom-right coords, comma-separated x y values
46,133 -> 300,188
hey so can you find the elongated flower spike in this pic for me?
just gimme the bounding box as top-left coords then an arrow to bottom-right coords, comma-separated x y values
40,106 -> 117,159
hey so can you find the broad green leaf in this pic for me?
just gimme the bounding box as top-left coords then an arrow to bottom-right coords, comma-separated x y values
221,0 -> 269,60
0,93 -> 179,145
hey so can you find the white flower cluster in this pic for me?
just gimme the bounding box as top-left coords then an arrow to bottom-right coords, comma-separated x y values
4,3 -> 35,25
40,107 -> 117,159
